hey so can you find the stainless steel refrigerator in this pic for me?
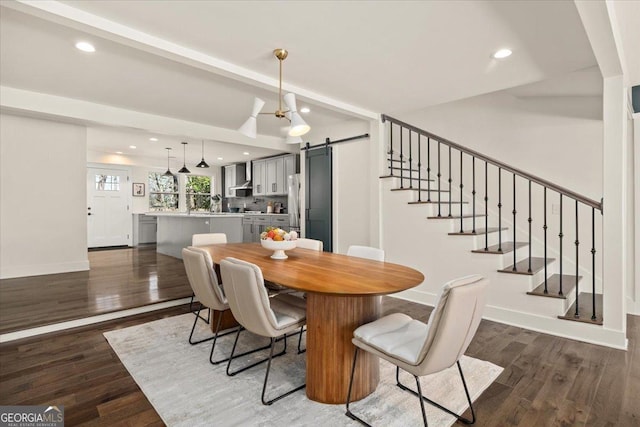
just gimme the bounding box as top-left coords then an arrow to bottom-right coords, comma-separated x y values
288,174 -> 301,232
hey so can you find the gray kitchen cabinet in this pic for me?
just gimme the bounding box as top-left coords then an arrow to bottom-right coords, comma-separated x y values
223,164 -> 246,198
270,215 -> 290,229
252,159 -> 266,196
242,216 -> 254,243
266,157 -> 285,195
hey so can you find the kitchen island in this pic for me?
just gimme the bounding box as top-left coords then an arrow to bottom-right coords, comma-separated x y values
147,213 -> 244,259
147,212 -> 291,259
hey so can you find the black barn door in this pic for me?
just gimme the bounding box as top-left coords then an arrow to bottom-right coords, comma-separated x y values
305,147 -> 332,252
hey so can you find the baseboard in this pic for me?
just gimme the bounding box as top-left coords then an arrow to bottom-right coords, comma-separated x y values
483,305 -> 628,350
0,297 -> 191,343
0,260 -> 90,279
627,297 -> 640,316
389,291 -> 628,350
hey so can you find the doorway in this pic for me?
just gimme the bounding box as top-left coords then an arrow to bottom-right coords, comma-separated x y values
305,147 -> 332,252
87,166 -> 131,248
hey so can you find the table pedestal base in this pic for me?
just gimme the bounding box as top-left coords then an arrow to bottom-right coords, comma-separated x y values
306,294 -> 381,404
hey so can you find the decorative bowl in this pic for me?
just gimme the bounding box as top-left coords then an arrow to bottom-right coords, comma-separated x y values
261,239 -> 297,259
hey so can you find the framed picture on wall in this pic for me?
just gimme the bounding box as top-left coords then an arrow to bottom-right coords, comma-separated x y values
133,183 -> 145,197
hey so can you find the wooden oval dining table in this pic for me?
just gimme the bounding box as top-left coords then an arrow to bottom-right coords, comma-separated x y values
203,242 -> 425,404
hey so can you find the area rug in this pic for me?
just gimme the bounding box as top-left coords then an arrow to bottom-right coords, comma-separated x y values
104,314 -> 502,426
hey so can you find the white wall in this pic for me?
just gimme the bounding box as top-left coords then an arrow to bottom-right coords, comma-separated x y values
0,113 -> 89,278
631,114 -> 640,314
402,90 -> 603,199
300,119 -> 374,253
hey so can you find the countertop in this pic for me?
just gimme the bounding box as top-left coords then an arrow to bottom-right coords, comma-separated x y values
144,212 -> 288,218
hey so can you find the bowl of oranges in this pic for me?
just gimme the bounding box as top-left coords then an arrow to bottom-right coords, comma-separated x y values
260,227 -> 298,259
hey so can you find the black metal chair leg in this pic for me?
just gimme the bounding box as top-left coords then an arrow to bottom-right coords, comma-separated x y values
208,313 -> 241,365
226,327 -> 285,377
345,348 -> 372,426
261,337 -> 306,405
189,294 -> 210,324
396,360 -> 476,424
297,325 -> 306,354
414,375 -> 429,427
188,307 -> 216,345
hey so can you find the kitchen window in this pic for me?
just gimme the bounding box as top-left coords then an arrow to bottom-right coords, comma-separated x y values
148,173 -> 178,211
186,175 -> 212,212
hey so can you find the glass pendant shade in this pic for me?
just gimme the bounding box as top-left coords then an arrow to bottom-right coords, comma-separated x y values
196,140 -> 209,168
178,142 -> 190,174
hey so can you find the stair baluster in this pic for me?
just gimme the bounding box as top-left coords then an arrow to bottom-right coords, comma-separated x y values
543,187 -> 548,294
408,130 -> 413,189
426,137 -> 431,202
437,142 -> 442,217
399,127 -> 404,189
574,200 -> 579,318
512,174 -> 517,271
389,123 -> 394,176
528,181 -> 532,273
417,134 -> 422,202
591,208 -> 596,321
559,194 -> 564,296
448,146 -> 452,217
472,157 -> 476,234
459,151 -> 464,233
498,168 -> 502,252
484,162 -> 488,250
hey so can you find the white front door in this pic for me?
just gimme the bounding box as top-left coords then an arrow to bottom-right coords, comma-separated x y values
87,167 -> 131,248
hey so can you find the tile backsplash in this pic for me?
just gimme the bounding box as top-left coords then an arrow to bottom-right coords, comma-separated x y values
223,195 -> 288,213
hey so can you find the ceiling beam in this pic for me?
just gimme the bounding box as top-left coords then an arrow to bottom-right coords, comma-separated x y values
0,86 -> 291,152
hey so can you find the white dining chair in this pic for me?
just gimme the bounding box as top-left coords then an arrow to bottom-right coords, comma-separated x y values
296,237 -> 323,251
221,257 -> 307,405
189,233 -> 228,317
192,233 -> 227,246
347,245 -> 385,261
345,275 -> 489,426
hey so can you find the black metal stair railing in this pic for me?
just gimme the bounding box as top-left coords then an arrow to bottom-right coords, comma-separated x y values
382,114 -> 603,324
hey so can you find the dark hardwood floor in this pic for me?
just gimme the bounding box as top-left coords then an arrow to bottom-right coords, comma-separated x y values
0,246 -> 192,334
0,249 -> 637,426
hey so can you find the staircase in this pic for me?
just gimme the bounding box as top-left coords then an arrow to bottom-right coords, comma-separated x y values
380,115 -> 604,343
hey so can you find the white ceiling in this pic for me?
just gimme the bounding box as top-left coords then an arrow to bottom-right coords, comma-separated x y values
0,0 -> 621,162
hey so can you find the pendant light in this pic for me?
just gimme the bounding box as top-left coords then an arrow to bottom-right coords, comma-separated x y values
163,147 -> 174,176
196,140 -> 210,168
238,49 -> 310,139
178,141 -> 190,174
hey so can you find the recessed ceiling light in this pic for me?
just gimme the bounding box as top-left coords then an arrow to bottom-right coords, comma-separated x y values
243,152 -> 250,155
129,145 -> 137,149
149,137 -> 158,142
115,151 -> 123,154
217,157 -> 224,160
75,41 -> 95,53
492,48 -> 512,59
300,107 -> 310,113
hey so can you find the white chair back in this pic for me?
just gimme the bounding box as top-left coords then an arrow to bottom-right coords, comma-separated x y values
182,247 -> 227,311
296,238 -> 323,251
192,233 -> 227,246
416,275 -> 488,375
347,245 -> 385,261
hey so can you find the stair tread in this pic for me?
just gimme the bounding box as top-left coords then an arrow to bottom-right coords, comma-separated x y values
391,188 -> 449,193
428,214 -> 486,219
408,200 -> 469,205
527,274 -> 581,299
471,241 -> 528,254
558,292 -> 603,325
449,227 -> 507,236
498,257 -> 555,275
380,175 -> 434,182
